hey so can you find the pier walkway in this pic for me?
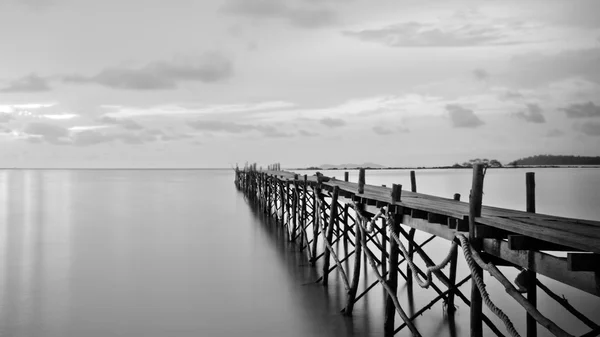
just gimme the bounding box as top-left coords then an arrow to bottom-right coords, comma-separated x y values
235,164 -> 599,337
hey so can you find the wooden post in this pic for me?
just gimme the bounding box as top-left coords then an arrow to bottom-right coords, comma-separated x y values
322,186 -> 340,286
279,180 -> 285,226
266,175 -> 271,216
469,164 -> 485,337
344,171 -> 349,182
343,203 -> 349,250
407,171 -> 417,285
526,172 -> 537,337
410,170 -> 417,192
385,184 -> 402,334
311,184 -> 321,264
381,217 -> 387,278
358,168 -> 365,194
285,180 -> 291,239
301,175 -> 307,251
447,193 -> 461,314
343,202 -> 363,316
291,180 -> 299,242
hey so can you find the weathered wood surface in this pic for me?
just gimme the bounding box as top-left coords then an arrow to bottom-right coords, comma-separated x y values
263,170 -> 600,254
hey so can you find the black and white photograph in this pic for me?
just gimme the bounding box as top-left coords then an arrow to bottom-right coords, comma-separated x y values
1,0 -> 599,336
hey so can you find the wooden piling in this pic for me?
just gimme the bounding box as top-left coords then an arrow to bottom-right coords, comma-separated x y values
385,184 -> 402,335
358,168 -> 365,194
311,184 -> 321,264
407,170 -> 417,285
343,203 -> 349,249
301,175 -> 307,250
322,186 -> 340,286
469,164 -> 485,337
381,217 -> 387,278
447,193 -> 461,314
526,172 -> 538,337
279,180 -> 285,226
410,170 -> 417,192
291,179 -> 299,242
343,202 -> 363,316
344,171 -> 349,182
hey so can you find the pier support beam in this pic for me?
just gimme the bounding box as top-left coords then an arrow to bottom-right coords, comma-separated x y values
343,202 -> 363,316
526,172 -> 538,337
322,186 -> 340,286
385,184 -> 402,335
470,164 -> 485,337
447,193 -> 461,314
407,170 -> 417,285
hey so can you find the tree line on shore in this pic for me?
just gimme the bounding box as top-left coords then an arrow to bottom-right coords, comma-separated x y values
302,155 -> 600,170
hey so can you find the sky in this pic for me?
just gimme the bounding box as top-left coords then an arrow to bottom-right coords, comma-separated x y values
1,0 -> 599,168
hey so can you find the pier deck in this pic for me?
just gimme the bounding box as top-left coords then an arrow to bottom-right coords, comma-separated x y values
266,170 -> 600,254
236,165 -> 600,337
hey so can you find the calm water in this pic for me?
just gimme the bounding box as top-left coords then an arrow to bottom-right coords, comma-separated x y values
0,169 -> 598,337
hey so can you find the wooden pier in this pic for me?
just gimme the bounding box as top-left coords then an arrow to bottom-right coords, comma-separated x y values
234,163 -> 600,337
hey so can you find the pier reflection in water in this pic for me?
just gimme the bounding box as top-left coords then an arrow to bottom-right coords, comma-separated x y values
0,168 -> 598,337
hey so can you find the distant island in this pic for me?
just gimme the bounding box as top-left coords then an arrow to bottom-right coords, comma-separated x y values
507,155 -> 600,166
299,155 -> 600,170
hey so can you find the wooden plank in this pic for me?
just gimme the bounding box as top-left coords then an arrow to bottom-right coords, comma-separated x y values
280,170 -> 600,255
482,239 -> 599,297
411,209 -> 428,219
477,216 -> 600,254
567,253 -> 600,272
508,235 -> 581,251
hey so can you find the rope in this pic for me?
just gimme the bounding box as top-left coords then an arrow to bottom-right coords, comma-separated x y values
456,234 -> 521,337
351,203 -> 520,337
351,203 -> 456,289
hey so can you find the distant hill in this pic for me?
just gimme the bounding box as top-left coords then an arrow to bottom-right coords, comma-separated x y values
319,163 -> 386,169
509,155 -> 600,166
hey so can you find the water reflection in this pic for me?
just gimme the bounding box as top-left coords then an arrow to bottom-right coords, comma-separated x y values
0,169 -> 597,337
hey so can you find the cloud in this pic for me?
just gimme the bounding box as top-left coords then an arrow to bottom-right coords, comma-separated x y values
545,129 -> 565,138
0,113 -> 13,123
445,104 -> 484,128
0,74 -> 51,93
187,120 -> 292,138
580,121 -> 600,136
64,53 -> 233,90
222,0 -> 336,28
510,48 -> 600,86
343,18 -> 531,48
498,90 -> 525,101
320,117 -> 346,128
372,125 -> 409,135
72,130 -> 112,146
98,116 -> 144,130
23,122 -> 70,144
299,129 -> 318,137
187,120 -> 247,133
372,126 -> 393,135
561,101 -> 600,118
473,69 -> 490,82
21,121 -> 171,146
513,103 -> 546,123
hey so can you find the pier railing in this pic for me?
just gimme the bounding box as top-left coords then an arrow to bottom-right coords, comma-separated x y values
234,163 -> 600,337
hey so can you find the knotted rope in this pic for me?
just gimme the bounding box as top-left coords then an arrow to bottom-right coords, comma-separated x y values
354,203 -> 521,337
456,234 -> 520,337
352,202 -> 457,289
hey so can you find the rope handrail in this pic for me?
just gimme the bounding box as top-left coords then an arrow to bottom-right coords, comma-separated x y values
352,202 -> 456,289
456,234 -> 574,337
